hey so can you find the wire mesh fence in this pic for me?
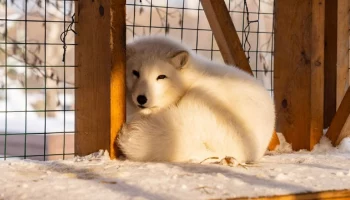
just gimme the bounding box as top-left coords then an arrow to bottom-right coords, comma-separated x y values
0,0 -> 76,161
126,0 -> 275,95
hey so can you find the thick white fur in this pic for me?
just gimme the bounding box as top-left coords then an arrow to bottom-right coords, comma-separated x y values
118,36 -> 275,163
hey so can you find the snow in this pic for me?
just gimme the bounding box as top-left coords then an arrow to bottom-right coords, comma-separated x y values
0,78 -> 75,134
0,110 -> 74,134
0,103 -> 74,133
0,137 -> 350,200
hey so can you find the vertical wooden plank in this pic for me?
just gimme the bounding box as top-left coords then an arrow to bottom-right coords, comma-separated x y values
201,0 -> 252,74
326,88 -> 350,146
324,1 -> 337,128
110,0 -> 126,159
274,0 -> 325,150
336,0 -> 349,108
310,0 -> 325,148
324,0 -> 350,128
75,0 -> 126,158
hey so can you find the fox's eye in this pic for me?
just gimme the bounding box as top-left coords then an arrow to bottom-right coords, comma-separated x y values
157,75 -> 167,80
132,70 -> 140,78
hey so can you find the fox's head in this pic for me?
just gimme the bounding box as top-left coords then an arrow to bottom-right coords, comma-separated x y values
126,36 -> 191,112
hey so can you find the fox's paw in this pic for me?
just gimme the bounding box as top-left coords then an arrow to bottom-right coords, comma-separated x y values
217,156 -> 240,167
200,156 -> 246,168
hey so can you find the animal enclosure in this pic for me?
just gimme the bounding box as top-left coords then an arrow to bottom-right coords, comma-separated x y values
0,0 -> 76,161
0,0 -> 349,178
1,0 -> 350,199
0,0 -> 279,161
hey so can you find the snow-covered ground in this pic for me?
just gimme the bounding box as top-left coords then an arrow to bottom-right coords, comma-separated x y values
0,137 -> 350,200
0,89 -> 75,134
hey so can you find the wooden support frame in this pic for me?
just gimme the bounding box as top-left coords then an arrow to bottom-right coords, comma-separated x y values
200,0 -> 252,75
274,0 -> 325,150
324,0 -> 350,128
201,0 -> 279,150
75,0 -> 126,159
326,88 -> 350,146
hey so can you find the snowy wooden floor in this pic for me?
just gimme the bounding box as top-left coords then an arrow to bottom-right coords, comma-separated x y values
1,137 -> 350,200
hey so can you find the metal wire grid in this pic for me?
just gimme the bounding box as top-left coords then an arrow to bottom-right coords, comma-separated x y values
0,0 -> 76,161
126,0 -> 275,95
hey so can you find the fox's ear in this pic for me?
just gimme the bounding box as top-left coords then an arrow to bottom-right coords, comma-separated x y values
169,50 -> 189,69
126,46 -> 135,61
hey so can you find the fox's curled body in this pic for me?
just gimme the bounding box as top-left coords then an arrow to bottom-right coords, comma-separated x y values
117,36 -> 275,163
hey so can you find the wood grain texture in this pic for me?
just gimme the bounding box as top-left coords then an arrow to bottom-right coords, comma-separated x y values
326,88 -> 350,145
201,0 -> 252,74
324,0 -> 350,128
224,189 -> 350,200
274,0 -> 324,150
310,0 -> 325,149
75,0 -> 126,158
336,0 -> 349,108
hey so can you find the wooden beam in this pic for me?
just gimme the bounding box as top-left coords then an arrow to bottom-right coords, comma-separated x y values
274,0 -> 325,150
201,0 -> 279,150
75,0 -> 126,159
326,88 -> 350,146
110,0 -> 127,159
224,189 -> 350,200
324,0 -> 350,128
201,0 -> 252,74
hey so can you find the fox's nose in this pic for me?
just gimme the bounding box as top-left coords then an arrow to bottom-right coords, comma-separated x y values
137,95 -> 147,105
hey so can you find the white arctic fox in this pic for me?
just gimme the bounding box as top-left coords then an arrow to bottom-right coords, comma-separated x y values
117,36 -> 275,164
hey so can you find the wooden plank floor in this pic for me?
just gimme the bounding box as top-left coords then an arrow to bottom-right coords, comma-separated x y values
219,189 -> 350,200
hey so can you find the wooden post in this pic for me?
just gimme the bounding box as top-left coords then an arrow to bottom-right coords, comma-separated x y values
274,0 -> 325,150
326,88 -> 350,146
201,0 -> 279,150
324,0 -> 350,128
75,0 -> 126,159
